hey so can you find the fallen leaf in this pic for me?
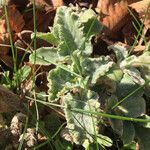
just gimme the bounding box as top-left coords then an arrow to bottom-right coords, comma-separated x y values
0,85 -> 24,113
0,20 -> 7,34
0,5 -> 25,57
122,15 -> 139,45
24,10 -> 55,32
0,0 -> 29,8
52,0 -> 64,8
96,0 -> 141,11
130,0 -> 150,28
0,114 -> 5,128
0,33 -> 9,55
0,128 -> 11,145
29,0 -> 64,11
97,0 -> 129,35
10,113 -> 26,136
126,0 -> 142,4
7,5 -> 25,32
0,55 -> 14,69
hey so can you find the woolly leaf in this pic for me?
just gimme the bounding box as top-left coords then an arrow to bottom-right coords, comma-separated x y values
123,68 -> 145,85
47,67 -> 75,101
71,50 -> 83,75
29,47 -> 61,65
135,115 -> 150,129
108,44 -> 128,63
109,117 -> 123,135
120,55 -> 138,69
122,121 -> 135,145
115,72 -> 145,117
92,66 -> 123,102
79,9 -> 103,39
97,134 -> 113,147
31,32 -> 59,46
106,95 -> 118,111
82,56 -> 114,85
134,124 -> 150,150
106,97 -> 123,135
52,6 -> 102,57
64,90 -> 100,144
116,73 -> 143,99
117,96 -> 146,118
137,51 -> 150,97
106,65 -> 123,83
121,142 -> 136,150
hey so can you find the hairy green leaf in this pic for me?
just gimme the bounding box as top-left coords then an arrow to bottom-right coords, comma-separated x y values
123,68 -> 145,85
109,117 -> 123,135
135,115 -> 150,128
64,90 -> 100,144
47,67 -> 75,101
108,44 -> 128,63
106,95 -> 118,111
121,142 -> 136,150
116,73 -> 143,99
97,134 -> 113,147
122,121 -> 135,145
82,56 -> 114,85
79,9 -> 103,39
29,47 -> 61,65
134,124 -> 150,150
137,51 -> 150,96
53,6 -> 92,56
106,65 -> 123,83
117,96 -> 146,117
31,32 -> 59,46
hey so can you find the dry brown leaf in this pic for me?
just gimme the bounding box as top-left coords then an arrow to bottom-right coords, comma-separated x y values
0,55 -> 14,68
10,113 -> 26,136
0,128 -> 11,145
52,0 -> 64,8
126,0 -> 142,4
29,0 -> 53,10
0,7 -> 9,56
97,0 -> 150,33
7,5 -> 25,32
0,33 -> 9,55
29,0 -> 64,11
0,85 -> 24,113
0,0 -> 29,8
97,0 -> 129,34
24,10 -> 55,32
130,0 -> 150,28
96,0 -> 115,14
122,19 -> 139,45
0,5 -> 25,59
0,20 -> 7,34
96,0 -> 141,10
0,5 -> 25,33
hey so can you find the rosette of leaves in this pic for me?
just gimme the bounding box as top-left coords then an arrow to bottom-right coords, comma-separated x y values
29,5 -> 150,149
29,6 -> 114,148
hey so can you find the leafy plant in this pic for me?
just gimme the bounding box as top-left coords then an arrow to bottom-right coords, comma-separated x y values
30,5 -> 150,150
0,65 -> 31,89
